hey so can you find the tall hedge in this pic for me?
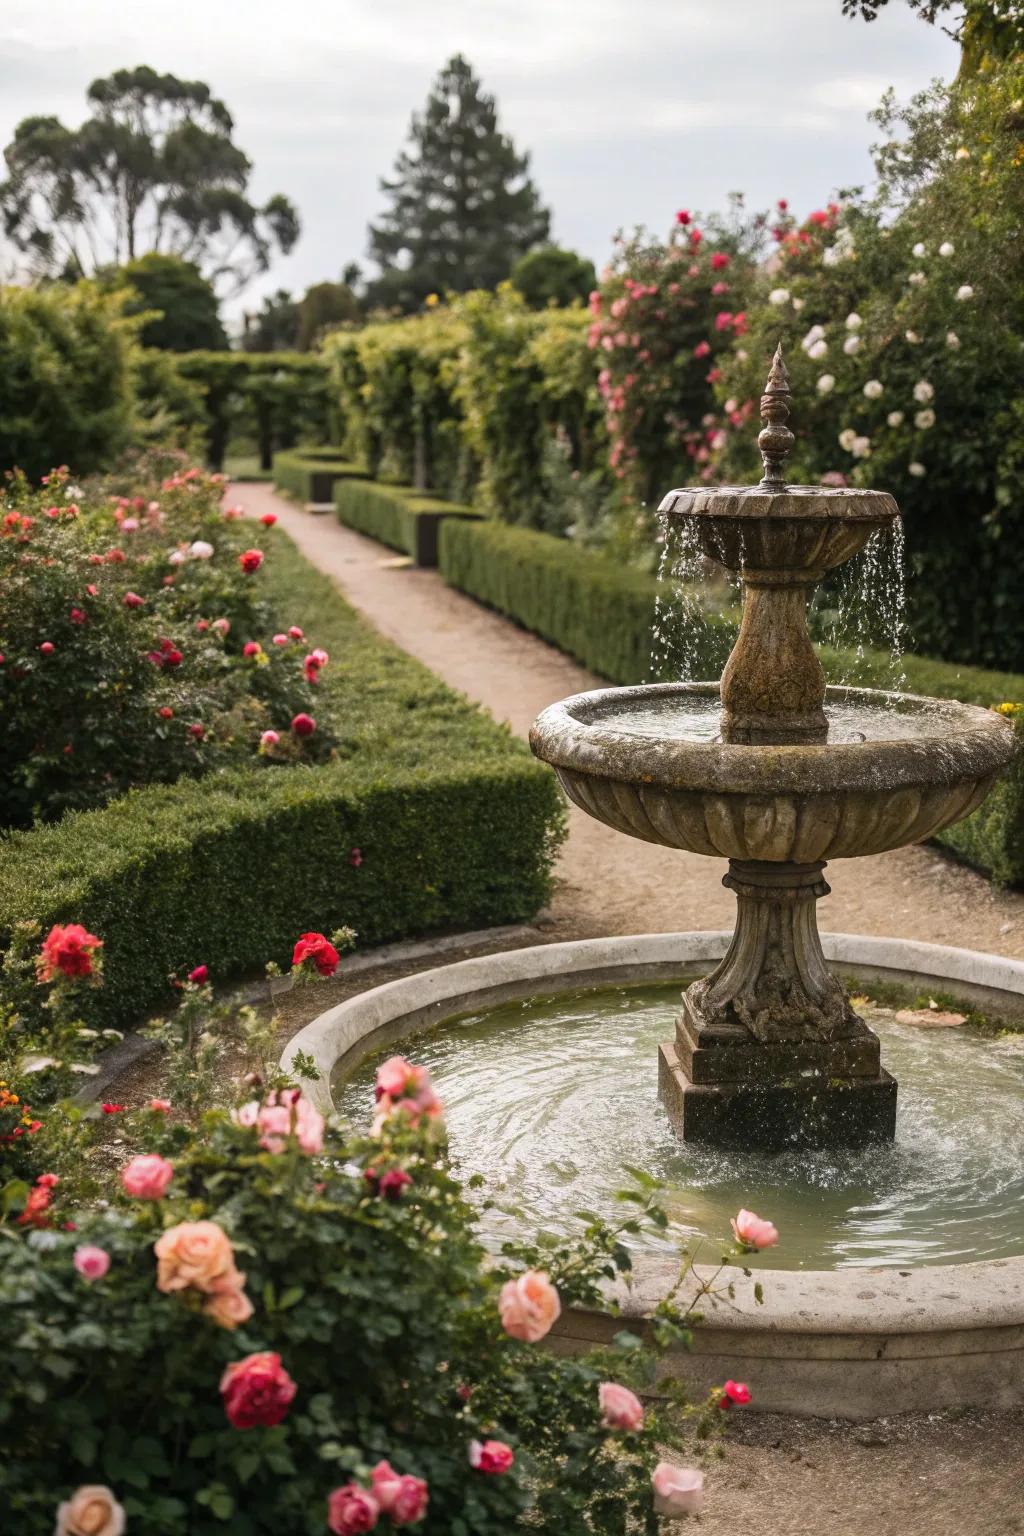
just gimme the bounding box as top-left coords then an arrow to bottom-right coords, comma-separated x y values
174,352 -> 331,470
0,529 -> 564,1025
0,283 -> 137,478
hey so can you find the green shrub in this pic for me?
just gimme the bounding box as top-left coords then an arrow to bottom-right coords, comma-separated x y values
272,449 -> 369,504
0,283 -> 137,479
335,479 -> 480,567
0,529 -> 563,1026
439,518 -> 1024,881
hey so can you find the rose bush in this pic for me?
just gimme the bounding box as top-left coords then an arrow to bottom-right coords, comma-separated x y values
0,1035 -> 767,1532
0,452 -> 334,826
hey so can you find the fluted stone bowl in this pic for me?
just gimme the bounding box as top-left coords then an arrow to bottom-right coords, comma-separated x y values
529,682 -> 1015,863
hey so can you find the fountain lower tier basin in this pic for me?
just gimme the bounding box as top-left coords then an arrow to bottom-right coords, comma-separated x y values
529,683 -> 1014,861
282,933 -> 1024,1419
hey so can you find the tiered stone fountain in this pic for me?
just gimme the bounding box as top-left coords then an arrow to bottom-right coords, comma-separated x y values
530,347 -> 1015,1149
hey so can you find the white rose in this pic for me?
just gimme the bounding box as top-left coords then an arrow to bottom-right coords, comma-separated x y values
863,380 -> 884,399
817,374 -> 836,394
769,288 -> 791,306
843,335 -> 861,356
724,397 -> 738,413
792,296 -> 805,310
845,312 -> 862,330
955,147 -> 970,160
736,348 -> 748,361
946,331 -> 960,349
908,461 -> 926,477
912,242 -> 926,258
808,339 -> 828,360
939,241 -> 955,257
915,409 -> 936,429
887,411 -> 905,428
801,324 -> 826,351
956,284 -> 974,301
822,245 -> 840,267
913,380 -> 934,403
905,330 -> 921,344
838,428 -> 858,452
168,549 -> 187,566
908,271 -> 926,286
189,540 -> 214,560
852,436 -> 872,458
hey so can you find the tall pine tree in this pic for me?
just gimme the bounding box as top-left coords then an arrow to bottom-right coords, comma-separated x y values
367,55 -> 550,311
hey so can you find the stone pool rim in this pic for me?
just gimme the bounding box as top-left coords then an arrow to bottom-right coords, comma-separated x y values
281,931 -> 1024,1419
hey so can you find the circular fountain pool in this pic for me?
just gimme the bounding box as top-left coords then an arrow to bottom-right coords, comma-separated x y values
335,980 -> 1024,1271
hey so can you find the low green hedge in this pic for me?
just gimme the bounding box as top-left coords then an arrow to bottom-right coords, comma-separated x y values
0,531 -> 564,1027
272,448 -> 369,504
335,479 -> 482,567
439,518 -> 1024,883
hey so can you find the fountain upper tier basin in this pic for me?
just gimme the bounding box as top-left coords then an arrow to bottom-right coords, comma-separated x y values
529,682 -> 1014,862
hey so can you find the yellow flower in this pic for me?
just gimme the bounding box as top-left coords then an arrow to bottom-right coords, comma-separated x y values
994,701 -> 1021,716
425,293 -> 440,308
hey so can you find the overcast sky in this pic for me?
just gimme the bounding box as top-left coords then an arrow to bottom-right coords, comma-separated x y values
0,0 -> 959,318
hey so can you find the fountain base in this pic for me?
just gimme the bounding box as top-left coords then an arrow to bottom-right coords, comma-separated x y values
658,859 -> 898,1148
657,1040 -> 897,1150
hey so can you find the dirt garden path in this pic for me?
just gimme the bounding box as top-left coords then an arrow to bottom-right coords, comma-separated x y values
233,481 -> 1024,960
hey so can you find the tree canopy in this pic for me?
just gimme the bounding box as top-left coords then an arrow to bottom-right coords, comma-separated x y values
367,55 -> 550,313
0,65 -> 300,297
840,0 -> 1024,64
511,246 -> 597,309
110,252 -> 227,351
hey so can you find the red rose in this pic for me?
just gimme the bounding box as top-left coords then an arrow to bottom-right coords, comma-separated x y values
692,341 -> 711,359
292,932 -> 340,977
39,641 -> 55,655
288,626 -> 304,640
189,723 -> 205,740
69,607 -> 87,625
720,1379 -> 751,1408
158,706 -> 174,719
675,209 -> 691,225
124,592 -> 144,608
808,209 -> 829,227
260,512 -> 278,526
378,1168 -> 412,1201
220,1351 -> 297,1429
36,923 -> 103,982
101,1103 -> 124,1114
239,549 -> 264,573
469,1439 -> 514,1475
710,252 -> 730,271
291,712 -> 316,737
243,641 -> 261,657
188,964 -> 208,985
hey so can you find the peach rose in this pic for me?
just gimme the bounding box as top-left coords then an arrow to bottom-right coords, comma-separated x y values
55,1485 -> 126,1536
599,1381 -> 644,1431
155,1220 -> 239,1295
121,1153 -> 174,1200
204,1285 -> 255,1330
652,1463 -> 704,1516
731,1208 -> 778,1250
499,1269 -> 561,1343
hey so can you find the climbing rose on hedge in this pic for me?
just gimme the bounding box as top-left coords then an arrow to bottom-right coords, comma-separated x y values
599,1381 -> 644,1431
36,923 -> 102,982
499,1270 -> 561,1343
292,931 -> 339,976
327,1483 -> 380,1534
239,549 -> 263,573
469,1439 -> 514,1474
55,1484 -> 125,1536
121,1154 -> 174,1200
370,1461 -> 429,1525
219,1351 -> 297,1429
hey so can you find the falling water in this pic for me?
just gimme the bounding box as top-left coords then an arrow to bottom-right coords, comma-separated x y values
649,513 -> 740,683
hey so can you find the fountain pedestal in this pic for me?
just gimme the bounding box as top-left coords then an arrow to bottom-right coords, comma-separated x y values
658,859 -> 897,1149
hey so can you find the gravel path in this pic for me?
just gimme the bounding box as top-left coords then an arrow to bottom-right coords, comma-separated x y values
233,482 -> 1024,960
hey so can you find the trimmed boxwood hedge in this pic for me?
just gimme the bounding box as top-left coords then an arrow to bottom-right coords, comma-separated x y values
335,479 -> 482,567
439,518 -> 1024,884
272,448 -> 369,504
0,530 -> 564,1027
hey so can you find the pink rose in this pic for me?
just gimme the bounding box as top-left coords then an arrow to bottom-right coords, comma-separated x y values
731,1208 -> 778,1250
233,1090 -> 324,1155
149,1098 -> 171,1112
652,1463 -> 704,1516
188,964 -> 208,985
468,1439 -> 514,1475
154,1220 -> 240,1294
55,1485 -> 125,1536
272,633 -> 288,646
499,1270 -> 561,1343
121,1154 -> 174,1200
371,1461 -> 429,1525
73,1245 -> 110,1282
327,1482 -> 380,1534
204,1285 -> 255,1330
220,1351 -> 297,1428
720,1379 -> 751,1408
599,1381 -> 644,1431
260,729 -> 280,748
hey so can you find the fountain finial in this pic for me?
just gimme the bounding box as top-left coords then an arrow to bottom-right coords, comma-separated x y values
757,343 -> 795,488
